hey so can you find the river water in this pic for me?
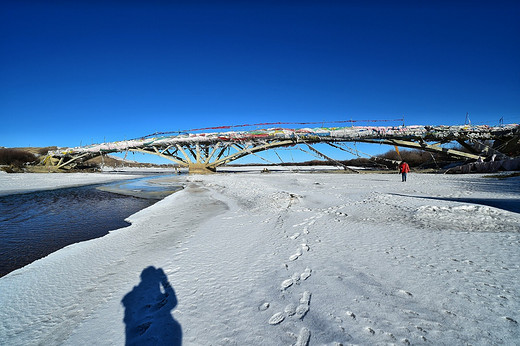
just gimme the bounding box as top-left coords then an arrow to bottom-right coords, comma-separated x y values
0,175 -> 183,277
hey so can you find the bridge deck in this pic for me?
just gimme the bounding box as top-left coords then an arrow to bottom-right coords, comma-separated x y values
43,124 -> 520,172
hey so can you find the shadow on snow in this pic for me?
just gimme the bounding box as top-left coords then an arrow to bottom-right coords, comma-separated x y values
122,266 -> 182,345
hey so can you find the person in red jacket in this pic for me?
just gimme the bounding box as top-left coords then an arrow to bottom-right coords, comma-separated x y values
399,161 -> 410,182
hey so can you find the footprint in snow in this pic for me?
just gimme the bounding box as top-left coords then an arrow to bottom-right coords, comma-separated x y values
294,291 -> 311,320
402,309 -> 419,316
398,289 -> 413,297
283,269 -> 311,290
300,268 -> 312,281
300,291 -> 311,305
282,278 -> 294,290
289,248 -> 303,261
345,310 -> 356,319
274,290 -> 312,325
268,312 -> 285,325
295,327 -> 311,346
295,305 -> 309,319
365,327 -> 375,335
284,303 -> 297,316
258,302 -> 270,311
384,332 -> 397,341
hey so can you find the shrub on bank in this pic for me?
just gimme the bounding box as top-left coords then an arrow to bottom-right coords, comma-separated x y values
376,149 -> 457,168
0,149 -> 37,168
37,147 -> 58,156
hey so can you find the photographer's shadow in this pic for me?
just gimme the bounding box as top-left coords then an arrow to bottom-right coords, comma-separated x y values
122,266 -> 182,345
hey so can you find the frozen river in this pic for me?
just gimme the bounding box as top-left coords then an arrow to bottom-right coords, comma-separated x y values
0,174 -> 183,277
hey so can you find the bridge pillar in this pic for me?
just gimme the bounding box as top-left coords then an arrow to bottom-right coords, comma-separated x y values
188,163 -> 216,174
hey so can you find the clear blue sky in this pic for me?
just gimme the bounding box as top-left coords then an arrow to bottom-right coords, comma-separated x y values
1,1 -> 519,163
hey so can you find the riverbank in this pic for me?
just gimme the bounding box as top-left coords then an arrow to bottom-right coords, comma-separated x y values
0,173 -> 186,277
0,171 -> 519,345
0,172 -> 148,196
97,175 -> 184,200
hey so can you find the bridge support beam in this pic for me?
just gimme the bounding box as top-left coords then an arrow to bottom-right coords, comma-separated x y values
188,163 -> 216,174
456,139 -> 507,160
363,139 -> 482,160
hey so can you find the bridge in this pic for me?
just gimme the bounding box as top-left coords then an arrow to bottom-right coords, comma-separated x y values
42,123 -> 520,173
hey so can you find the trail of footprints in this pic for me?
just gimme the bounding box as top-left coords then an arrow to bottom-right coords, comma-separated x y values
264,207 -> 348,344
263,213 -> 323,346
256,204 -> 348,343
265,199 -> 448,344
268,290 -> 312,325
265,204 -> 420,345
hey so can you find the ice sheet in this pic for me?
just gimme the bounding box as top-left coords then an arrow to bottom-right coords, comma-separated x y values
0,172 -> 146,196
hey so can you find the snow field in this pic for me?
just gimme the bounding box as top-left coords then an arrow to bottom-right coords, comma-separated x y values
0,172 -> 519,345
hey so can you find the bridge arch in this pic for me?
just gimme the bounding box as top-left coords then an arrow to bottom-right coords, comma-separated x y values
42,124 -> 520,173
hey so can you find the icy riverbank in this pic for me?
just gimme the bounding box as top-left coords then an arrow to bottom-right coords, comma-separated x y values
0,171 -> 519,345
0,172 -> 147,196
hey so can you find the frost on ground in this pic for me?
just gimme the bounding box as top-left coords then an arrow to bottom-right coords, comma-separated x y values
0,172 -> 519,345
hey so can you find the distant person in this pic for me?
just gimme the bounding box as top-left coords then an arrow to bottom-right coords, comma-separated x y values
398,161 -> 410,182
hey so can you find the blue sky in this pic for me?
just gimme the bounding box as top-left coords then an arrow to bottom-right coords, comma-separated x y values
1,1 -> 519,163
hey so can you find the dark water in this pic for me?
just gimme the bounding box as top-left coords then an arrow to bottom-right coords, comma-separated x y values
0,183 -> 157,277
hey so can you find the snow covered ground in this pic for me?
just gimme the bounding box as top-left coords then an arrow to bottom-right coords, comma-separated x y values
0,170 -> 519,345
